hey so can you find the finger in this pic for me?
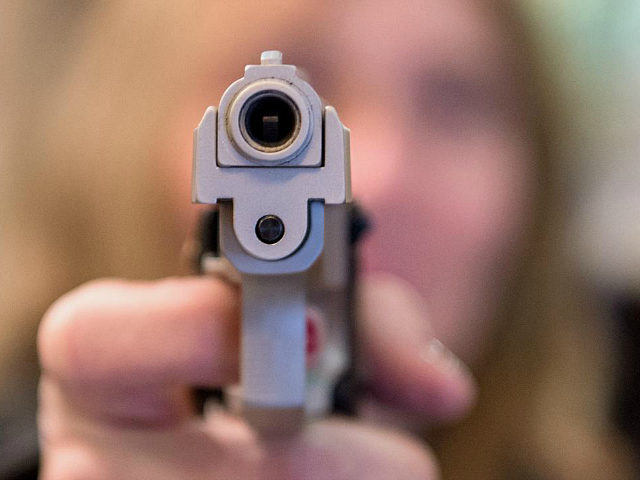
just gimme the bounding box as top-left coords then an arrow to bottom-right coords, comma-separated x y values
293,418 -> 439,480
357,274 -> 476,423
42,410 -> 440,480
206,416 -> 440,480
38,276 -> 240,423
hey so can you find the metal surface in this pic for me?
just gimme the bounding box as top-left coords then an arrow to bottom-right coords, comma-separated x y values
192,51 -> 352,429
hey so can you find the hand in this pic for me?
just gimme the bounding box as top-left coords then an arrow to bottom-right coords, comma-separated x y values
356,274 -> 475,425
38,276 -> 474,479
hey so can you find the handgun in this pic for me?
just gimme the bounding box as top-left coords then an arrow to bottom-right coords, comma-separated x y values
192,51 -> 367,433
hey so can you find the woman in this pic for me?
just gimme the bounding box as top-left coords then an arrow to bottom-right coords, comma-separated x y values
2,0 -> 634,478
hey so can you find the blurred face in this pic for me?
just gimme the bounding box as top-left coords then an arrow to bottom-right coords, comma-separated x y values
305,0 -> 535,361
171,0 -> 535,363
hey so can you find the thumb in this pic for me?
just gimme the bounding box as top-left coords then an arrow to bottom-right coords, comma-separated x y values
357,274 -> 476,423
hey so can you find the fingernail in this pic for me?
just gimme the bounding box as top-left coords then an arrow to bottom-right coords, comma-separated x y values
420,338 -> 477,420
420,338 -> 469,377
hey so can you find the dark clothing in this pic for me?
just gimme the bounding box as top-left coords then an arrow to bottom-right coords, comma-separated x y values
0,417 -> 38,479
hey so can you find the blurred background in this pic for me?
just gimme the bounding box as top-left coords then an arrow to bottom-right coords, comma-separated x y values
1,1 -> 639,479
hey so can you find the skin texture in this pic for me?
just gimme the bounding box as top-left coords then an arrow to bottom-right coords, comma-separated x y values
38,277 -> 467,479
319,0 -> 534,362
164,0 -> 534,362
37,0 -> 534,477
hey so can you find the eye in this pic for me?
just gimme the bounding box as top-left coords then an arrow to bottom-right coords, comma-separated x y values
415,70 -> 511,133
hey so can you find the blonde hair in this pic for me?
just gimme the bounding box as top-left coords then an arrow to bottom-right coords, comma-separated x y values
0,0 -> 317,386
432,1 -> 635,477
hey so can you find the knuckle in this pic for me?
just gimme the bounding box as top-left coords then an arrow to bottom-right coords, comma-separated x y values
40,445 -> 106,480
37,279 -> 120,383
